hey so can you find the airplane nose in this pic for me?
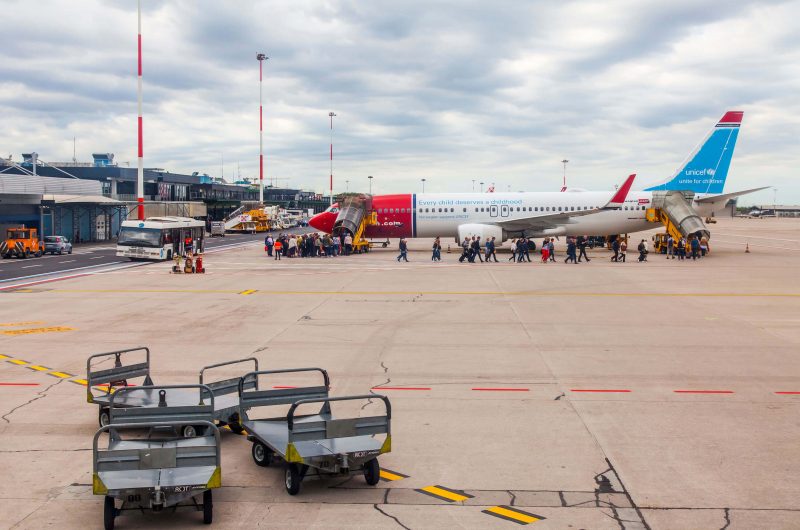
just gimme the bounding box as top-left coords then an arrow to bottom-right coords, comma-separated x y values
309,213 -> 323,230
309,212 -> 332,232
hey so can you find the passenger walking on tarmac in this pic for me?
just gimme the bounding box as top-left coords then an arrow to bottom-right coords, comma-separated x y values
397,238 -> 409,262
611,238 -> 620,262
541,240 -> 550,262
273,238 -> 283,260
637,239 -> 648,262
265,235 -> 274,256
619,239 -> 627,262
517,237 -> 528,262
565,238 -> 578,263
700,235 -> 709,257
486,237 -> 497,263
432,237 -> 442,261
690,236 -> 700,260
288,236 -> 297,257
667,235 -> 674,259
344,233 -> 353,255
524,238 -> 533,262
459,237 -> 470,263
333,235 -> 340,256
509,239 -> 517,262
473,236 -> 484,262
578,235 -> 591,262
467,236 -> 477,263
677,237 -> 686,260
548,239 -> 556,262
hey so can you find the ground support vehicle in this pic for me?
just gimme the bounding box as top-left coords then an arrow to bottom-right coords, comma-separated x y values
43,235 -> 73,254
238,368 -> 392,495
116,216 -> 205,261
209,221 -> 226,237
0,227 -> 45,258
86,347 -> 258,436
92,384 -> 221,529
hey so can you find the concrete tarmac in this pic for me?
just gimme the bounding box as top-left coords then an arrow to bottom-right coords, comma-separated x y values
0,217 -> 799,529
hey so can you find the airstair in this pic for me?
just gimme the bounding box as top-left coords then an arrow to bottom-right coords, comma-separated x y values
224,205 -> 248,231
645,190 -> 710,242
332,195 -> 376,252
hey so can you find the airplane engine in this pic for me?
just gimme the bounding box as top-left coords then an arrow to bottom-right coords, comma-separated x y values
456,224 -> 504,244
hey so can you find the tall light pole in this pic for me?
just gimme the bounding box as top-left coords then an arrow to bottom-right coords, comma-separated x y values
136,0 -> 144,220
421,178 -> 426,193
773,187 -> 778,216
345,179 -> 349,193
561,159 -> 569,191
368,175 -> 373,194
329,111 -> 336,205
472,179 -> 475,192
257,53 -> 268,204
480,181 -> 484,192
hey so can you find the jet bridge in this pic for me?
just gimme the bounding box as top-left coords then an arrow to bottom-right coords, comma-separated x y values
646,190 -> 710,241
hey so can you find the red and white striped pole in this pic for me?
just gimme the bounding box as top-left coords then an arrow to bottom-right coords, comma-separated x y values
257,53 -> 267,204
136,0 -> 144,220
329,111 -> 336,205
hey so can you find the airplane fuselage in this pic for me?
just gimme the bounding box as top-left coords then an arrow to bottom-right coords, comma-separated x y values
330,191 -> 719,242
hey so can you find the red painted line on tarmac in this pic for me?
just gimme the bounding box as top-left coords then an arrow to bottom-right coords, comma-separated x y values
372,387 -> 431,391
673,390 -> 734,394
272,385 -> 297,389
0,382 -> 40,386
570,389 -> 631,393
472,388 -> 530,392
0,273 -> 91,291
774,391 -> 800,395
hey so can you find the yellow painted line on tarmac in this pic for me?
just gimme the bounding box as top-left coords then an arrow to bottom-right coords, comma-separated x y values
47,288 -> 800,298
0,321 -> 45,327
2,326 -> 75,336
8,359 -> 29,365
482,506 -> 545,525
0,354 -> 9,360
27,365 -> 50,372
47,371 -> 73,379
71,379 -> 88,386
379,469 -> 409,482
416,485 -> 474,503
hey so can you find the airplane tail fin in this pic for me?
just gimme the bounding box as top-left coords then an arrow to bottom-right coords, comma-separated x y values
644,111 -> 743,195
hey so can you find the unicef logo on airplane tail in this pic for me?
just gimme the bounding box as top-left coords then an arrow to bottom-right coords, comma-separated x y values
685,168 -> 716,177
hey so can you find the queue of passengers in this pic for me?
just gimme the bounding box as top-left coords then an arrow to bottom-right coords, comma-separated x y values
264,232 -> 355,260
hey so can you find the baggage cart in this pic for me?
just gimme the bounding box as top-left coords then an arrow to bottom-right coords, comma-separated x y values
238,368 -> 392,495
92,384 -> 221,529
87,347 -> 258,436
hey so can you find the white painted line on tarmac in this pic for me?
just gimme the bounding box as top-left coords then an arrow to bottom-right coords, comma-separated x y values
58,260 -> 76,264
0,261 -> 129,284
90,256 -> 104,259
21,265 -> 42,269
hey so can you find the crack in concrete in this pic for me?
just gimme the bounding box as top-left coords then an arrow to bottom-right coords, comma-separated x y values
721,507 -> 731,529
507,489 -> 516,506
559,491 -> 568,507
554,392 -> 565,400
605,458 -> 651,530
604,505 -> 627,530
2,378 -> 64,423
373,503 -> 411,530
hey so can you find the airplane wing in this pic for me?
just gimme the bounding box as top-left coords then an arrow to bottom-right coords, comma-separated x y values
495,174 -> 636,233
694,186 -> 771,204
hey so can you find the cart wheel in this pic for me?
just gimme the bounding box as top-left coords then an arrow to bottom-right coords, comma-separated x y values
227,415 -> 245,435
252,441 -> 272,467
285,464 -> 302,495
182,425 -> 198,438
99,408 -> 110,428
104,496 -> 116,530
202,490 -> 213,524
364,458 -> 380,486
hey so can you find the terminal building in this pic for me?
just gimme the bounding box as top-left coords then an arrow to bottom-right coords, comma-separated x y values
0,153 -> 330,242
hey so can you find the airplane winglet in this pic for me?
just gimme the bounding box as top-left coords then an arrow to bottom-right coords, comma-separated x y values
605,174 -> 636,208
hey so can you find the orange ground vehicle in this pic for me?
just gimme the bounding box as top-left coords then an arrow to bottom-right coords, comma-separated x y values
0,227 -> 45,259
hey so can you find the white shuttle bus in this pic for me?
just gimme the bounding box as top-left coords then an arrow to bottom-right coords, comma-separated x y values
116,216 -> 206,261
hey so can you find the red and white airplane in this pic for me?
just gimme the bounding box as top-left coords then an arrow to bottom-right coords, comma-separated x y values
309,111 -> 764,242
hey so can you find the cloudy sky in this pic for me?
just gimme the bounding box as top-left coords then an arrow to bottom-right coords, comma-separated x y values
2,0 -> 798,204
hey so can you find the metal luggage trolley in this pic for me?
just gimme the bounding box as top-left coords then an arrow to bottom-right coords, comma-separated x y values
238,368 -> 392,495
87,347 -> 258,437
92,384 -> 221,530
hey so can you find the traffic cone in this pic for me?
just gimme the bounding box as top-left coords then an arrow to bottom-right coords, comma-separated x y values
745,242 -> 750,253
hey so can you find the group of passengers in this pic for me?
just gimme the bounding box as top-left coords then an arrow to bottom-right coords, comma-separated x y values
456,235 -> 500,263
265,232 -> 355,260
664,234 -> 709,260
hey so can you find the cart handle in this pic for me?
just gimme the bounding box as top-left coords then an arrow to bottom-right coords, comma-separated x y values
199,357 -> 259,385
237,368 -> 330,395
86,346 -> 150,382
110,383 -> 215,411
92,420 -> 220,473
287,394 -> 391,431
